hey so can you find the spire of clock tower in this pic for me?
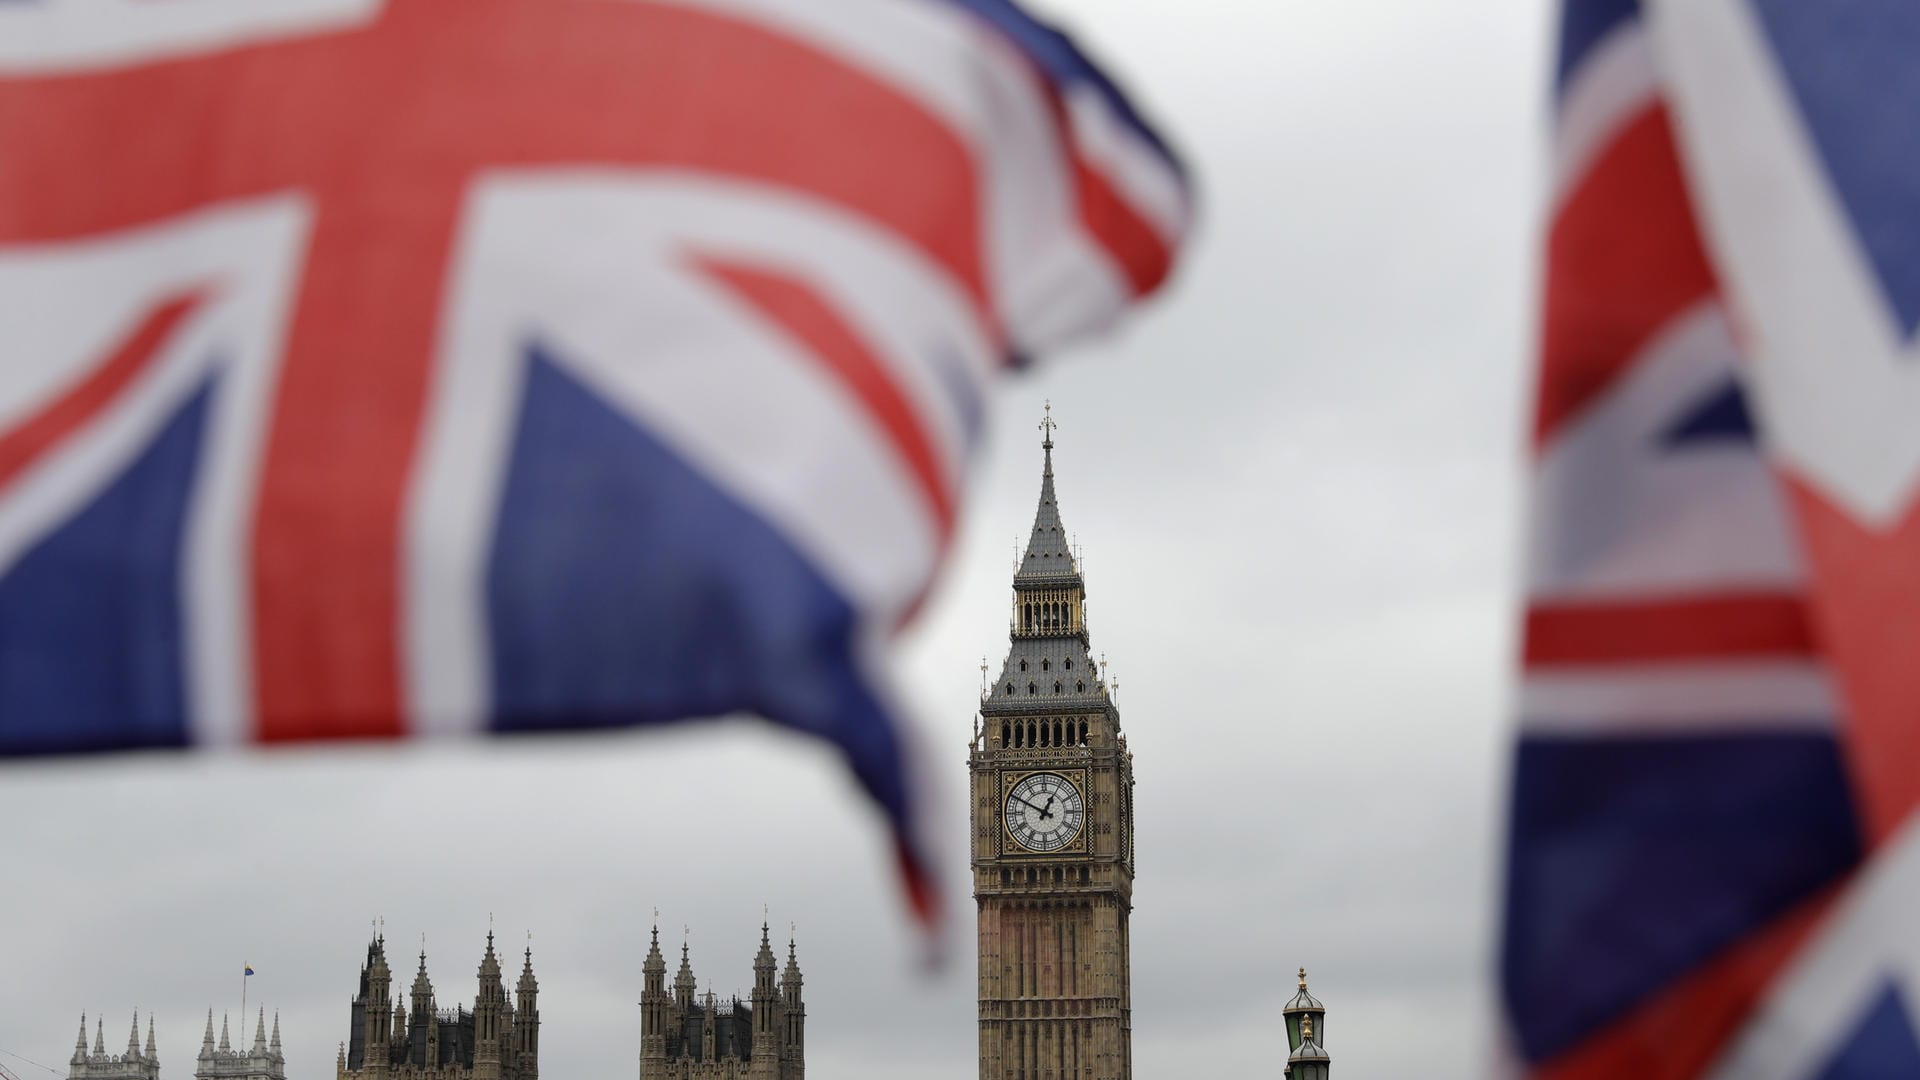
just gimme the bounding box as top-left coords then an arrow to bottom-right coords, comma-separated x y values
982,405 -> 1114,731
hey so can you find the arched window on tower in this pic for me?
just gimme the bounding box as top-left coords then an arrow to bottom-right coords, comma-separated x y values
1079,720 -> 1088,744
1001,722 -> 1010,748
1028,682 -> 1037,695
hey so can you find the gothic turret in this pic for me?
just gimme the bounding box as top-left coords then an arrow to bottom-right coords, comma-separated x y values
474,931 -> 506,1080
361,935 -> 393,1079
673,939 -> 696,1012
410,947 -> 435,1038
74,1014 -> 89,1067
514,945 -> 540,1080
342,928 -> 537,1080
186,1004 -> 284,1080
640,924 -> 669,1070
644,924 -> 805,1078
782,936 -> 805,1079
750,923 -> 779,1078
67,1011 -> 161,1080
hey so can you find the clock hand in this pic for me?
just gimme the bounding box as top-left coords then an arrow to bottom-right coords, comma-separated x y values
1011,794 -> 1048,815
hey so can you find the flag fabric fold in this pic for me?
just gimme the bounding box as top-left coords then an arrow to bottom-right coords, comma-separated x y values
1507,1 -> 1920,1074
0,0 -> 1191,928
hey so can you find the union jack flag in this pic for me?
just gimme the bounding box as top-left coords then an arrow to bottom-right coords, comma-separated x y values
0,0 -> 1190,925
1505,1 -> 1920,1074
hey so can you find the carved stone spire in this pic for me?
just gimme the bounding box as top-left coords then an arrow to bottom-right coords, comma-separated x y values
674,935 -> 696,1009
984,404 -> 1116,729
96,1016 -> 107,1056
127,1010 -> 141,1058
217,1014 -> 229,1054
146,1014 -> 157,1058
73,1013 -> 88,1066
200,1010 -> 215,1057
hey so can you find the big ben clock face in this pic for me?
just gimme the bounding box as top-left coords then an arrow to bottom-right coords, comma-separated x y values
1005,772 -> 1085,852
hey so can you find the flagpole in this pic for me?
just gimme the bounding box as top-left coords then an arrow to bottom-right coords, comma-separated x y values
240,963 -> 247,1044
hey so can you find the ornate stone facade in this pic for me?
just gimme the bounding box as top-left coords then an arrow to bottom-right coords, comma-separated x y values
195,1008 -> 287,1080
337,933 -> 538,1080
67,1013 -> 158,1080
972,416 -> 1136,1080
638,924 -> 803,1080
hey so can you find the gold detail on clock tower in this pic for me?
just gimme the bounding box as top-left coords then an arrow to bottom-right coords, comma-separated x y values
971,413 -> 1134,1080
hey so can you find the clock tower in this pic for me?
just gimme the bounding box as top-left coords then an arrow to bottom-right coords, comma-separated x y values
971,408 -> 1135,1080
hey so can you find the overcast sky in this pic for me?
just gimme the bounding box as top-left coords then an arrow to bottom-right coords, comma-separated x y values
0,2 -> 1552,1077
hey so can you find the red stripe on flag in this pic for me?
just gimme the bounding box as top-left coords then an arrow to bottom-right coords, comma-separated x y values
1535,102 -> 1719,445
1525,593 -> 1816,665
0,288 -> 206,493
1530,887 -> 1834,1080
1072,157 -> 1174,297
698,256 -> 956,548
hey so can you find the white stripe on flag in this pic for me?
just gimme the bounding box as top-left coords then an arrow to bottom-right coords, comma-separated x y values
1552,18 -> 1660,209
1521,661 -> 1837,735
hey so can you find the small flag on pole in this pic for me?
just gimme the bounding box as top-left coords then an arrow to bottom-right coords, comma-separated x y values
244,966 -> 254,977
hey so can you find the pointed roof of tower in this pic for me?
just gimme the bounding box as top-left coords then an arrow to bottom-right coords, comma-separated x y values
201,1011 -> 215,1054
146,1015 -> 157,1057
218,1014 -> 230,1053
675,936 -> 696,990
411,944 -> 434,1001
984,409 -> 1112,716
73,1014 -> 88,1064
253,1008 -> 267,1053
644,921 -> 665,973
754,922 -> 777,973
518,939 -> 538,993
479,927 -> 502,981
1015,402 -> 1080,585
95,1017 -> 106,1055
269,1012 -> 281,1057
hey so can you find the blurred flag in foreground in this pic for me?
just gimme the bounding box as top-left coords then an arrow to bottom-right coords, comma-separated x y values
1506,0 -> 1920,1074
0,0 -> 1190,925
